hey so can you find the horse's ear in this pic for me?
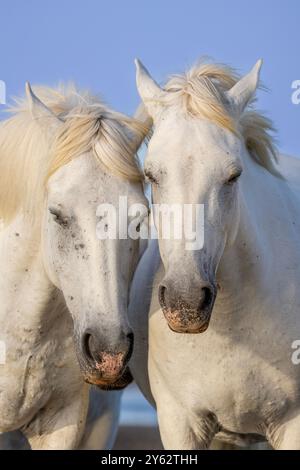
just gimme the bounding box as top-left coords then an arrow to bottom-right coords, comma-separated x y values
25,82 -> 62,136
226,59 -> 263,116
135,59 -> 167,119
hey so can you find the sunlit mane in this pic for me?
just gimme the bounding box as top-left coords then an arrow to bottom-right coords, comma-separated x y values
162,61 -> 281,177
0,83 -> 149,223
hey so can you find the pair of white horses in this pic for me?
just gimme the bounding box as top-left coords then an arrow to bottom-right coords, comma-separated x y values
1,58 -> 300,450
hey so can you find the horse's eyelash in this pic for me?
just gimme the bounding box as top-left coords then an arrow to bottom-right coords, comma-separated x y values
226,169 -> 242,185
144,170 -> 159,185
49,208 -> 69,227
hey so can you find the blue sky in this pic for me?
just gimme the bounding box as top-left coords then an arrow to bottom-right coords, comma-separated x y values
0,0 -> 299,154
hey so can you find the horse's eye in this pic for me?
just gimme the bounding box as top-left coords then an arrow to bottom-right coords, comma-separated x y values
226,170 -> 242,185
49,207 -> 69,227
144,169 -> 159,185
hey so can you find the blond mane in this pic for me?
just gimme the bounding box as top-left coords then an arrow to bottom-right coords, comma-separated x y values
162,61 -> 280,177
0,83 -> 149,224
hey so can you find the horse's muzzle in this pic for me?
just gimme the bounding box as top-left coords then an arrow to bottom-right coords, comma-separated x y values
158,280 -> 217,333
76,328 -> 134,388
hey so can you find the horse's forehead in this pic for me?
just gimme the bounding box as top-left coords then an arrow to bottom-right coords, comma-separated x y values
49,154 -> 98,186
152,113 -> 238,151
48,155 -> 145,207
148,116 -> 241,169
49,154 -> 113,193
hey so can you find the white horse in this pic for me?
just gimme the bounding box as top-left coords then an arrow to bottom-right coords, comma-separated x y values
0,83 -> 148,449
129,58 -> 300,450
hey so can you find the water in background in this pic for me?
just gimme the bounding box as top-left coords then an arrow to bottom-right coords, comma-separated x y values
120,383 -> 157,427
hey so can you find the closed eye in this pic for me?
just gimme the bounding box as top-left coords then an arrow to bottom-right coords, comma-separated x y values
225,169 -> 242,185
49,207 -> 69,227
144,169 -> 159,185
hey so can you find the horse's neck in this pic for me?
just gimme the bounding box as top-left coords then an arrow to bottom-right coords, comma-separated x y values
0,215 -> 61,343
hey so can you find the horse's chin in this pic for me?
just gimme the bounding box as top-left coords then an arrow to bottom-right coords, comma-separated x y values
161,306 -> 211,334
83,367 -> 133,390
166,317 -> 211,334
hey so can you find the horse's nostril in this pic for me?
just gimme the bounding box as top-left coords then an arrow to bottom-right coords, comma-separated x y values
159,284 -> 167,307
83,332 -> 95,361
82,329 -> 134,366
124,331 -> 134,363
199,287 -> 213,311
126,331 -> 134,345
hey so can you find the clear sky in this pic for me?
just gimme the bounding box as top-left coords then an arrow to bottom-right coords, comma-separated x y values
0,0 -> 299,154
